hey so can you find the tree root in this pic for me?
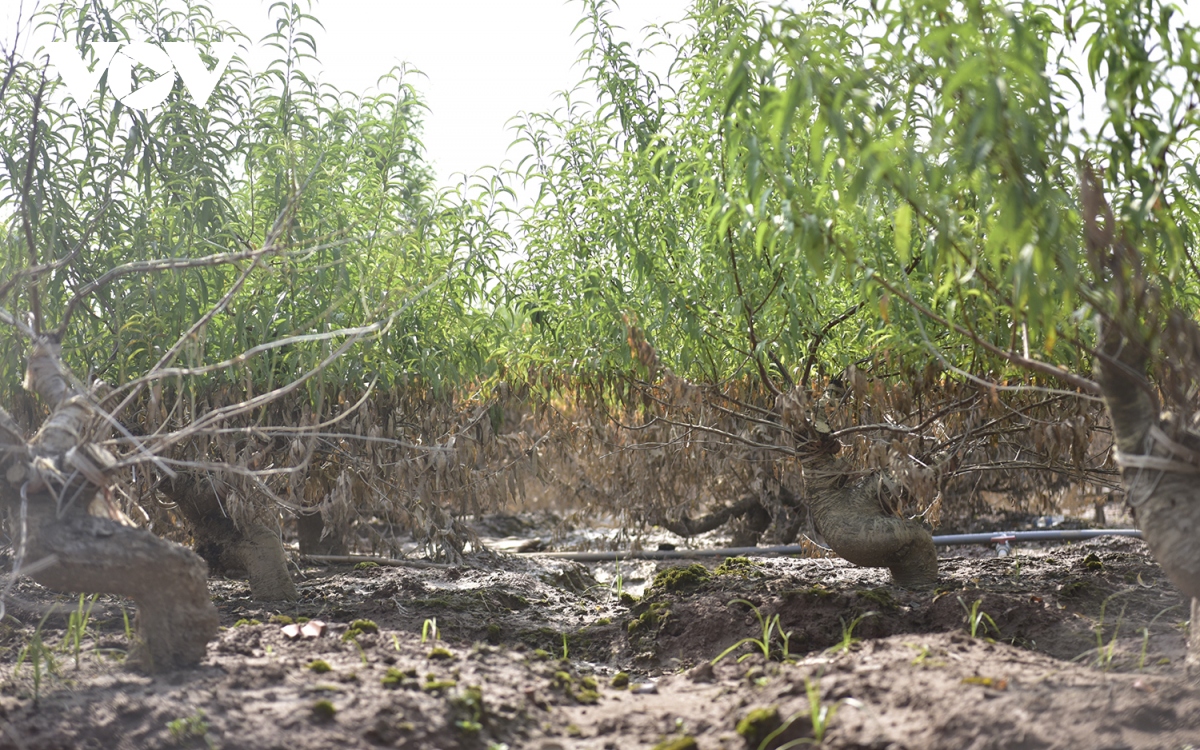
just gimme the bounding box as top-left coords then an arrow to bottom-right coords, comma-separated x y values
661,495 -> 769,538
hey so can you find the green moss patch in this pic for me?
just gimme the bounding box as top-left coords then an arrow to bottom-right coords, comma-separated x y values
307,659 -> 333,674
652,564 -> 711,592
715,556 -> 764,578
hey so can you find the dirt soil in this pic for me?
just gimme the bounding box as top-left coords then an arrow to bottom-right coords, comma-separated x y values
0,524 -> 1198,749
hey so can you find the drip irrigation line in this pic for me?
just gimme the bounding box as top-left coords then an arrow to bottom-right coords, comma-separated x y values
301,554 -> 451,569
519,528 -> 1144,562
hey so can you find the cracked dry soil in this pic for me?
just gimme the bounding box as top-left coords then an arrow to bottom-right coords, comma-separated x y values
0,534 -> 1198,749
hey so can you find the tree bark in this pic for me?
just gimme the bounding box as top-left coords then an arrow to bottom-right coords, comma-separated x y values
166,473 -> 298,601
808,472 -> 938,587
21,503 -> 218,672
1083,164 -> 1200,664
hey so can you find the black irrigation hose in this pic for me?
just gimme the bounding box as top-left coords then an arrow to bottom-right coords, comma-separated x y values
521,529 -> 1144,562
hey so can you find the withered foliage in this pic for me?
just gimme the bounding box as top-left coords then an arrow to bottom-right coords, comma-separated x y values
519,345 -> 1118,550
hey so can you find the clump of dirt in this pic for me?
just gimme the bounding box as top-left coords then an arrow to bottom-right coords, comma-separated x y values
0,535 -> 1197,749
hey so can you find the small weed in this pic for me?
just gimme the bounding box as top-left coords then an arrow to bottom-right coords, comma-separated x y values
421,618 -> 439,644
757,675 -> 840,748
351,638 -> 369,665
1139,604 -> 1181,671
62,594 -> 97,668
122,606 -> 133,641
906,642 -> 944,667
828,611 -> 876,655
233,618 -> 262,628
353,561 -> 380,570
561,632 -> 570,661
1086,589 -> 1133,671
959,598 -> 999,639
735,706 -> 781,747
712,600 -> 793,665
15,610 -> 59,704
611,671 -> 630,688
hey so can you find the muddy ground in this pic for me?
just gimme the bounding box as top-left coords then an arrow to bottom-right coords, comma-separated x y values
0,518 -> 1198,749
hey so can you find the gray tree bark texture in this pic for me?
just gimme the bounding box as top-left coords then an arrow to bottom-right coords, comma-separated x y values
22,505 -> 218,671
1082,164 -> 1200,664
808,471 -> 939,587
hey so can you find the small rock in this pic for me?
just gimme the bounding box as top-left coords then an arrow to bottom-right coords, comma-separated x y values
630,682 -> 658,694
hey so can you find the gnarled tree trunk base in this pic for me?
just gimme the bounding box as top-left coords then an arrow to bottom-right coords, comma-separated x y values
24,504 -> 218,672
810,473 -> 938,587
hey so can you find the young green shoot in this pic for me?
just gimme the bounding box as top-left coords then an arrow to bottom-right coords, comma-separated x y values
760,674 -> 840,748
1089,590 -> 1134,671
959,598 -> 999,639
15,609 -> 59,705
827,611 -> 876,655
421,617 -> 439,644
1139,604 -> 1180,671
62,594 -> 98,668
711,599 -> 793,665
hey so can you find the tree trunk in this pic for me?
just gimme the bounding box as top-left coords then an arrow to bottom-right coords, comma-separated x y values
1083,164 -> 1200,664
21,503 -> 218,672
808,472 -> 938,587
166,473 -> 298,601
